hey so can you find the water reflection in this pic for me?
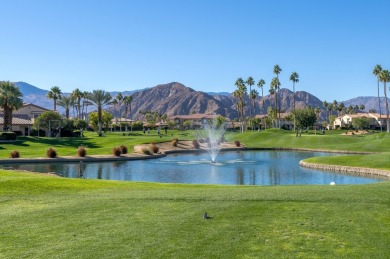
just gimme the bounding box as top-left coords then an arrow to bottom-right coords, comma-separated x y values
0,151 -> 385,186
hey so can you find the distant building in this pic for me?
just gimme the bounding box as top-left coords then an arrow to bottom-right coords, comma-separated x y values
0,103 -> 49,135
333,113 -> 386,130
171,114 -> 228,129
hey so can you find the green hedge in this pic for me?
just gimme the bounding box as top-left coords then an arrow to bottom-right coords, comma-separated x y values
0,132 -> 17,141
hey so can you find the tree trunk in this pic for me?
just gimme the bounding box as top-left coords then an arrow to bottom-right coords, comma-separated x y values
4,108 -> 12,131
378,79 -> 382,131
385,82 -> 389,133
293,82 -> 296,131
98,107 -> 103,136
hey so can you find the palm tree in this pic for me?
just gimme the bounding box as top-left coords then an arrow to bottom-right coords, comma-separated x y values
123,95 -> 133,131
71,88 -> 83,119
86,90 -> 113,136
0,81 -> 23,131
289,72 -> 299,131
114,93 -> 123,122
373,65 -> 383,131
250,89 -> 259,117
246,76 -> 255,118
360,104 -> 365,112
338,102 -> 345,116
332,100 -> 338,117
257,79 -> 265,113
270,77 -> 281,128
81,91 -> 90,117
273,65 -> 282,121
379,70 -> 390,132
123,95 -> 133,116
347,105 -> 354,114
234,78 -> 247,133
322,101 -> 329,123
315,107 -> 321,133
57,95 -> 74,118
47,86 -> 62,111
327,103 -> 334,123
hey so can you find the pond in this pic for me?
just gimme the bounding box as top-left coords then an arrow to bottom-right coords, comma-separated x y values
1,151 -> 385,185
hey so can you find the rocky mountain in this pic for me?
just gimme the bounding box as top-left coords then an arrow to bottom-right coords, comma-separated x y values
342,96 -> 388,113
12,81 -> 389,120
129,82 -> 236,119
15,82 -> 54,111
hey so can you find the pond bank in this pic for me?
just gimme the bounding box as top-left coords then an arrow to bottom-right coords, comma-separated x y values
299,161 -> 390,178
0,140 -> 389,179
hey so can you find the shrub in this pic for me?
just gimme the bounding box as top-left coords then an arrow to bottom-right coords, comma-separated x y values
0,132 -> 17,141
149,142 -> 160,153
192,139 -> 200,149
120,145 -> 128,154
9,150 -> 20,158
77,146 -> 87,157
234,140 -> 241,147
112,147 -> 122,156
141,147 -> 152,155
46,148 -> 57,158
171,138 -> 178,147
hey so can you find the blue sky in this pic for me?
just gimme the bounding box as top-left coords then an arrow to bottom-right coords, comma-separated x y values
1,0 -> 389,101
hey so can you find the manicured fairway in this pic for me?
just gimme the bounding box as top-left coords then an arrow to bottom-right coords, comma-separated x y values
1,170 -> 389,258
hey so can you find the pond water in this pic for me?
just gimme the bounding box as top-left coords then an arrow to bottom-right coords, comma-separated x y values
1,151 -> 384,185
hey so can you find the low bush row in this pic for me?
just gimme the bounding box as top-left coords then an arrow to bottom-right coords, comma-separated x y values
8,145 -> 130,159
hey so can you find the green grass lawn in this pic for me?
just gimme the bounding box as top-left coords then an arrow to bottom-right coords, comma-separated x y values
0,130 -> 195,158
1,129 -> 390,257
1,171 -> 389,258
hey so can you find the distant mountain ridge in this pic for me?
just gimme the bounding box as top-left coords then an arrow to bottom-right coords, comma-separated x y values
13,81 -> 389,120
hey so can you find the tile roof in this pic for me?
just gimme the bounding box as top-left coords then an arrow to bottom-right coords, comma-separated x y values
0,114 -> 32,125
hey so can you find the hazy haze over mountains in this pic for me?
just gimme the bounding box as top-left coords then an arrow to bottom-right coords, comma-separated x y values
14,81 -> 387,120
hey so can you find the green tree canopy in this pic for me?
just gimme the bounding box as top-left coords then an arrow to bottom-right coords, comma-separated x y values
47,86 -> 62,111
0,81 -> 23,131
34,111 -> 63,137
352,117 -> 370,130
88,111 -> 113,134
294,106 -> 317,129
86,90 -> 113,136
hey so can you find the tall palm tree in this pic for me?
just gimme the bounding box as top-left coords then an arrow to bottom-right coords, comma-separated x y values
47,86 -> 62,111
114,93 -> 123,121
338,102 -> 345,116
57,95 -> 74,119
289,72 -> 299,131
332,100 -> 338,117
250,89 -> 259,117
246,76 -> 255,118
270,77 -> 281,128
257,79 -> 265,113
234,78 -> 247,133
322,101 -> 329,123
82,91 -> 90,118
123,95 -> 133,130
71,88 -> 83,119
379,70 -> 390,132
268,86 -> 276,127
0,81 -> 23,131
86,90 -> 113,136
123,95 -> 133,119
373,64 -> 383,131
327,103 -> 334,123
273,65 -> 282,121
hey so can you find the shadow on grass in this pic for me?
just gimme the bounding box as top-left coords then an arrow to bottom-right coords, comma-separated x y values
14,137 -> 100,149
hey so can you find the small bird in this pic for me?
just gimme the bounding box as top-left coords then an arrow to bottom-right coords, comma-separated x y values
203,212 -> 211,219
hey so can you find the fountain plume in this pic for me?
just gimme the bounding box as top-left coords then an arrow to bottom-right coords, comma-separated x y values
197,117 -> 227,163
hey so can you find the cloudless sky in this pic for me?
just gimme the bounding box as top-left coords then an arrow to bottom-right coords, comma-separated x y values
1,0 -> 389,101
